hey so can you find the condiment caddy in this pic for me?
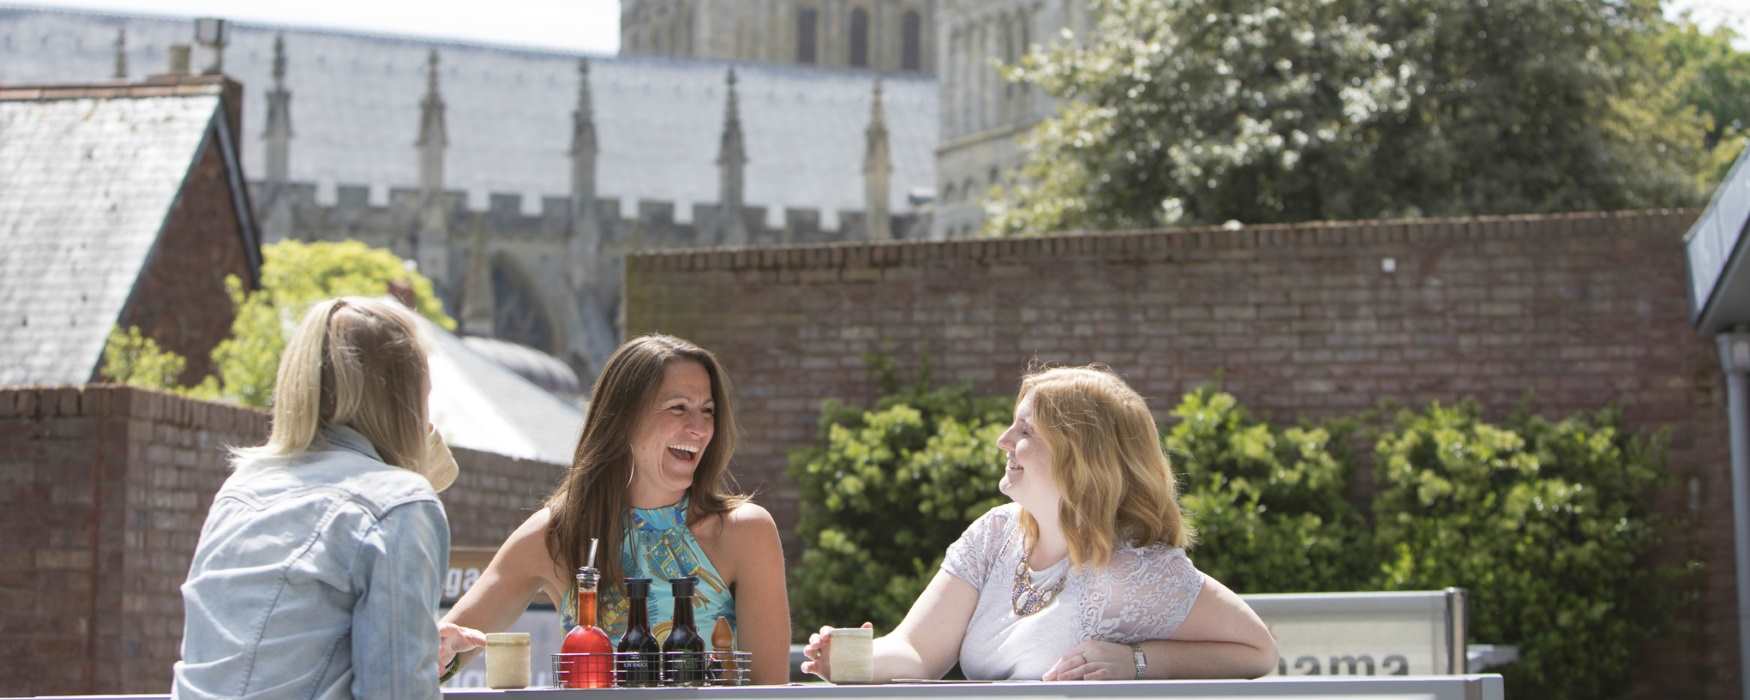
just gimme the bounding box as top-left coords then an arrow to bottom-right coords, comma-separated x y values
551,569 -> 752,688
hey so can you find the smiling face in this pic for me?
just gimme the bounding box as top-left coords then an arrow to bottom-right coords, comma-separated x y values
996,391 -> 1062,515
628,359 -> 717,501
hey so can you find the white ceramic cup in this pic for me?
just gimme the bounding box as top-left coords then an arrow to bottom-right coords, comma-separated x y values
827,627 -> 874,684
484,632 -> 532,689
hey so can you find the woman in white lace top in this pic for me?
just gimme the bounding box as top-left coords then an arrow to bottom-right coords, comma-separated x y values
802,366 -> 1276,682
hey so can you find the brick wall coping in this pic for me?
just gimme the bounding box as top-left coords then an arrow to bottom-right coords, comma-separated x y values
0,384 -> 267,432
626,208 -> 1699,273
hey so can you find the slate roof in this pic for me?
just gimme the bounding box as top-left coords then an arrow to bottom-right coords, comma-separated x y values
417,313 -> 584,466
0,82 -> 229,386
462,335 -> 585,400
0,6 -> 939,228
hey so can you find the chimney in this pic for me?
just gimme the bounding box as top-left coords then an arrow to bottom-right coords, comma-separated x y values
194,17 -> 228,75
113,28 -> 127,80
167,44 -> 192,76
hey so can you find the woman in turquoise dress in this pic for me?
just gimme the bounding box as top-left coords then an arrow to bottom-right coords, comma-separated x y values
438,335 -> 791,684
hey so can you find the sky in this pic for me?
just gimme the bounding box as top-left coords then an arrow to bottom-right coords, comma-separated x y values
10,0 -> 1748,52
17,0 -> 626,54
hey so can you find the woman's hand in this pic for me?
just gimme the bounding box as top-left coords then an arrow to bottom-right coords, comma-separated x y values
1042,640 -> 1135,681
799,622 -> 872,680
437,622 -> 488,677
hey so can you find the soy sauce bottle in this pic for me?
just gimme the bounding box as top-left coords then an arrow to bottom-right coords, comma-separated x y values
616,578 -> 661,687
661,576 -> 706,686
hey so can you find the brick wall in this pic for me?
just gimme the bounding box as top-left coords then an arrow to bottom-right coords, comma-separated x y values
0,385 -> 563,695
115,117 -> 255,386
624,209 -> 1734,699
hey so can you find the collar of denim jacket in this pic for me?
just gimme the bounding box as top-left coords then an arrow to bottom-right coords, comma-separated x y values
320,423 -> 384,463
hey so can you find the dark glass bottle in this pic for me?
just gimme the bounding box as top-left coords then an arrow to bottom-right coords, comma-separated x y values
661,576 -> 706,686
616,578 -> 661,687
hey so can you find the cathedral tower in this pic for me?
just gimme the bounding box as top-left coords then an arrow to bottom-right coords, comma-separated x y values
621,0 -> 938,75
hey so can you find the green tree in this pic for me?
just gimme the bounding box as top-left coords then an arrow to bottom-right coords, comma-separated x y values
101,326 -> 190,389
1658,17 -> 1750,187
988,0 -> 1710,235
100,240 -> 454,407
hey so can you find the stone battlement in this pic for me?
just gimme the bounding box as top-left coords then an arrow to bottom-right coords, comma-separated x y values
251,178 -> 928,247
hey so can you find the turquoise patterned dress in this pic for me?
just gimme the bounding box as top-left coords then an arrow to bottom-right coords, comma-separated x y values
561,497 -> 737,649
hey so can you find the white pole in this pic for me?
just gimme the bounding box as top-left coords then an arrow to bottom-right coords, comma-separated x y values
1720,332 -> 1750,700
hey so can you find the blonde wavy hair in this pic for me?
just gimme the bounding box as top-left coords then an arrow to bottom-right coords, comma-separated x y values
239,296 -> 431,470
1018,365 -> 1194,568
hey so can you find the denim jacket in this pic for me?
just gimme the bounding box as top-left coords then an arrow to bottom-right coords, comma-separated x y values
172,425 -> 450,700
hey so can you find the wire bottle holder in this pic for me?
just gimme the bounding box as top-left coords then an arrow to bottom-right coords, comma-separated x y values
550,650 -> 754,688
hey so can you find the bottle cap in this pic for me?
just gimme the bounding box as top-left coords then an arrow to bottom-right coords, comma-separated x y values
576,565 -> 600,588
625,577 -> 652,597
668,576 -> 697,597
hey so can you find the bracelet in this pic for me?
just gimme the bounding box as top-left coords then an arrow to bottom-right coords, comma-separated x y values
1129,643 -> 1148,679
439,654 -> 462,683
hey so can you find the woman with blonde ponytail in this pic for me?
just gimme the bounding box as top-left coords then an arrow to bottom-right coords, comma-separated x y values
803,365 -> 1277,683
174,297 -> 460,700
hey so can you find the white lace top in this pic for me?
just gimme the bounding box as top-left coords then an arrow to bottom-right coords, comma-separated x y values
940,504 -> 1204,680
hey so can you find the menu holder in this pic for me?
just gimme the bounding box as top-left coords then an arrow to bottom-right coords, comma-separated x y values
550,651 -> 754,688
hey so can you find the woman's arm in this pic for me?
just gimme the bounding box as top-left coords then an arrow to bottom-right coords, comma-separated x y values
723,504 -> 793,685
1043,577 -> 1277,680
1151,576 -> 1277,678
802,569 -> 980,683
436,508 -> 561,674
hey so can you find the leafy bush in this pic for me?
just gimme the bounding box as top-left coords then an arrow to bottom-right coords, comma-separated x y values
1372,403 -> 1678,700
786,359 -> 1011,637
1167,388 -> 1373,593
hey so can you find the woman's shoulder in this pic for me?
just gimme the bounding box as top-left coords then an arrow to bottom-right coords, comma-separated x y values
721,501 -> 779,538
231,448 -> 436,513
972,502 -> 1022,532
1106,541 -> 1198,579
950,503 -> 1022,549
707,501 -> 783,583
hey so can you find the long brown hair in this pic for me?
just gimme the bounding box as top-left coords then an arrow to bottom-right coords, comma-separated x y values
544,334 -> 746,596
1017,365 -> 1193,568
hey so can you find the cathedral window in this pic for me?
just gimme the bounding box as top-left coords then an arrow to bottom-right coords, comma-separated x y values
797,7 -> 819,64
1002,16 -> 1016,98
901,10 -> 922,71
849,7 -> 870,68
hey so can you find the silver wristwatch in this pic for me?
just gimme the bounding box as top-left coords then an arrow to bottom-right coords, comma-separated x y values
1129,643 -> 1147,678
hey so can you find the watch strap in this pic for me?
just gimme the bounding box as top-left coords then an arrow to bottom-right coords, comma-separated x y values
1129,642 -> 1147,678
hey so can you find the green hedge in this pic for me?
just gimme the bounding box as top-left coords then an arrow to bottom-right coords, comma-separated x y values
788,375 -> 1687,699
1372,403 -> 1680,700
1167,388 -> 1375,593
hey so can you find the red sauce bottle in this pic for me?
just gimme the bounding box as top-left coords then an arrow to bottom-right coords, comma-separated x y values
561,564 -> 614,687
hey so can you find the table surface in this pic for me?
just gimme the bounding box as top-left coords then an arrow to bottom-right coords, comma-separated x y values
11,674 -> 1506,700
